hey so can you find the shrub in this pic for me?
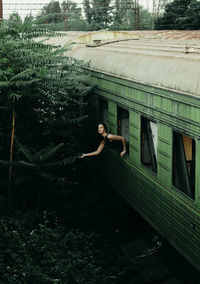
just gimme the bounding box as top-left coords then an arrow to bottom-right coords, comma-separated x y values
0,211 -> 110,283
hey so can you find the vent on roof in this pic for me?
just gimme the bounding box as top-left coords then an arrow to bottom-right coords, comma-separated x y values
185,46 -> 194,53
86,37 -> 139,48
93,40 -> 101,44
86,39 -> 102,47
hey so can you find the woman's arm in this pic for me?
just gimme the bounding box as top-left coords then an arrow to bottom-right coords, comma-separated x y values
79,141 -> 105,158
107,134 -> 126,158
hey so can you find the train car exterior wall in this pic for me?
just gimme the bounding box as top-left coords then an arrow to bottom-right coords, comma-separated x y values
84,68 -> 200,272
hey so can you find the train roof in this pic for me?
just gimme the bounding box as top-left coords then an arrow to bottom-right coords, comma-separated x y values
43,31 -> 200,97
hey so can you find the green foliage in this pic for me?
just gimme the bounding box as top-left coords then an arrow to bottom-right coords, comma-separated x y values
40,0 -> 113,31
87,0 -> 113,31
155,0 -> 200,30
152,0 -> 170,15
110,1 -> 153,30
0,211 -> 112,283
37,0 -> 86,31
83,0 -> 93,25
139,6 -> 154,30
111,0 -> 133,30
39,0 -> 153,31
42,0 -> 62,23
0,14 -> 89,206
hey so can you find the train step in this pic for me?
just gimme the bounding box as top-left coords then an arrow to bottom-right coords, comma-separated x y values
121,237 -> 184,283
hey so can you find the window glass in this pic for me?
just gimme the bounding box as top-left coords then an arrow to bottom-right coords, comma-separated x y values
141,117 -> 157,173
173,132 -> 195,199
117,107 -> 129,154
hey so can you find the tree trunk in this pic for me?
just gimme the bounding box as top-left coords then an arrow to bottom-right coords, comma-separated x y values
8,108 -> 15,205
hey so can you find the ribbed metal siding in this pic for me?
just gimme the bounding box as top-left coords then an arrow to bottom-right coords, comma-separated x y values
108,102 -> 117,134
88,148 -> 200,271
157,124 -> 172,188
85,68 -> 200,271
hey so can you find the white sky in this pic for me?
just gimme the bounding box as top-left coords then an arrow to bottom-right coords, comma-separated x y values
3,0 -> 153,20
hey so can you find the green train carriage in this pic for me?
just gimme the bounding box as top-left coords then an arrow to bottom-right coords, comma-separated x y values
67,31 -> 200,271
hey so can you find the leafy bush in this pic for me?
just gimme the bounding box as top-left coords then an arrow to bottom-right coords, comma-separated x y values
0,14 -> 90,207
0,211 -> 114,284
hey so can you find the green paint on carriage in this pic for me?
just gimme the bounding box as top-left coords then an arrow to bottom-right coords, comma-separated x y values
64,30 -> 200,272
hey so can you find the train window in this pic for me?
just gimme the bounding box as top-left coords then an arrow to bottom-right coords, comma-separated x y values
117,107 -> 129,154
99,99 -> 108,126
141,117 -> 157,173
173,132 -> 195,199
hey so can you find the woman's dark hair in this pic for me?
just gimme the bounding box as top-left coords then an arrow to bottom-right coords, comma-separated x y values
98,122 -> 108,141
98,122 -> 107,132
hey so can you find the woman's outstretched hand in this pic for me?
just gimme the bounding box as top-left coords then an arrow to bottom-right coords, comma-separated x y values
78,154 -> 85,159
120,150 -> 126,158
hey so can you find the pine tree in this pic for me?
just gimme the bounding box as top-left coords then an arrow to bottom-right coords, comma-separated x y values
83,0 -> 93,25
40,0 -> 62,23
83,0 -> 113,30
0,14 -> 89,207
186,0 -> 200,29
155,0 -> 200,30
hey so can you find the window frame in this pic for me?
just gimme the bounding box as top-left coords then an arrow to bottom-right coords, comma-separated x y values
172,130 -> 196,200
140,116 -> 158,174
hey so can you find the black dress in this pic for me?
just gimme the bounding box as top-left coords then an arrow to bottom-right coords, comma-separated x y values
104,133 -> 120,151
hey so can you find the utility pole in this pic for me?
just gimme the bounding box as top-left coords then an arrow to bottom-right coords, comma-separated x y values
0,0 -> 3,19
62,1 -> 68,31
133,0 -> 139,30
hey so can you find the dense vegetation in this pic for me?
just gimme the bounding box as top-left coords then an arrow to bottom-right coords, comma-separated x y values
155,0 -> 200,30
0,14 -> 134,284
37,0 -> 200,31
37,0 -> 87,31
37,0 -> 154,31
0,165 -> 139,284
0,212 -> 104,283
0,14 -> 90,208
